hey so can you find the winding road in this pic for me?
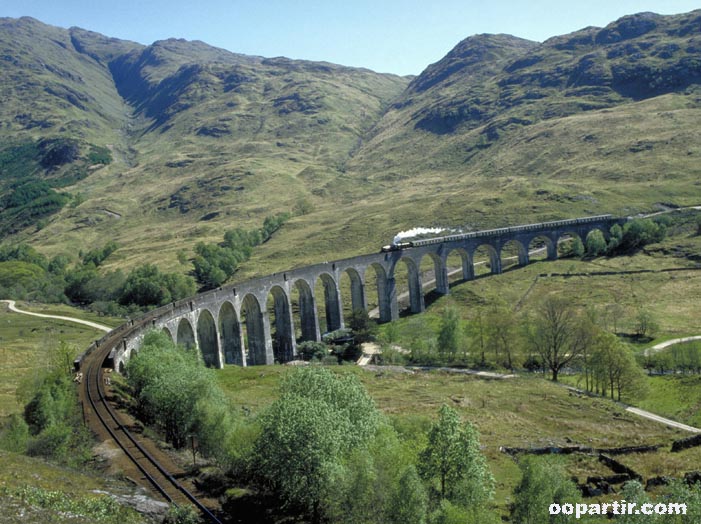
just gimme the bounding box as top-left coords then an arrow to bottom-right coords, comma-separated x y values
644,336 -> 701,357
1,299 -> 112,332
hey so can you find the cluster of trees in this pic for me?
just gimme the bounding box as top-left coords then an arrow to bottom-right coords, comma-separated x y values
580,332 -> 648,400
125,332 -> 238,456
558,218 -> 668,259
124,337 -> 497,523
0,139 -> 112,236
122,334 -> 701,523
193,212 -> 290,289
401,296 -> 650,401
0,242 -> 195,314
644,341 -> 701,375
0,208 -> 294,310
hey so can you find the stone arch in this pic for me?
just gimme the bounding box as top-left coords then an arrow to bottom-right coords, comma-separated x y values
241,294 -> 269,365
342,267 -> 366,315
176,318 -> 196,350
339,268 -> 362,323
419,252 -> 449,296
396,257 -> 424,313
161,326 -> 174,341
293,278 -> 319,342
527,234 -> 557,261
499,239 -> 529,271
267,285 -> 295,363
472,243 -> 500,275
446,247 -> 473,283
316,273 -> 342,333
197,309 -> 221,368
219,301 -> 244,365
555,230 -> 585,257
367,262 -> 394,323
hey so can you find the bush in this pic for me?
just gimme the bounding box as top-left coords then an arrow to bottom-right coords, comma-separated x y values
87,145 -> 113,165
21,363 -> 92,466
610,218 -> 667,254
126,331 -> 230,449
297,341 -> 329,361
0,413 -> 29,453
585,230 -> 607,256
82,241 -> 118,267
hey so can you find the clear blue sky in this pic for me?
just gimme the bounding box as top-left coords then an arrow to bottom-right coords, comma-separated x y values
3,1 -> 700,75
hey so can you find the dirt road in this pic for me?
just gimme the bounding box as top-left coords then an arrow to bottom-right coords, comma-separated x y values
1,300 -> 112,332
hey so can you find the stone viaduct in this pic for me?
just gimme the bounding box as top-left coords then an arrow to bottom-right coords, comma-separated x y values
95,215 -> 623,372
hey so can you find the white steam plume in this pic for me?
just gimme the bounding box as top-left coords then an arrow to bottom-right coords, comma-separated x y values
393,227 -> 448,245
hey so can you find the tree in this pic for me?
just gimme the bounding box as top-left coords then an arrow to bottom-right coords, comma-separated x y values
418,405 -> 494,505
526,296 -> 588,382
608,223 -> 624,252
591,333 -> 648,401
252,367 -> 380,522
610,218 -> 666,254
466,307 -> 487,366
585,230 -> 607,257
119,264 -> 196,307
297,340 -> 329,361
486,304 -> 517,370
616,481 -> 657,524
348,308 -> 376,344
125,331 -> 224,448
386,466 -> 429,524
511,457 -> 581,524
192,242 -> 241,289
559,236 -> 584,258
82,241 -> 117,267
665,479 -> 701,523
634,308 -> 658,339
437,307 -> 461,361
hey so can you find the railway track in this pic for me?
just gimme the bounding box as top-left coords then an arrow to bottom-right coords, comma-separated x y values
80,333 -> 223,524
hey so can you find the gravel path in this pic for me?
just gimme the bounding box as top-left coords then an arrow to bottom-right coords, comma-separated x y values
625,406 -> 701,433
643,335 -> 701,357
1,299 -> 112,332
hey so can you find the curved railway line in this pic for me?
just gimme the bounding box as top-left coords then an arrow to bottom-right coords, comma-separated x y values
79,329 -> 223,524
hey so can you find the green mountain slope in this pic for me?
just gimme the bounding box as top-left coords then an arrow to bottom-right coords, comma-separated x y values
0,12 -> 700,277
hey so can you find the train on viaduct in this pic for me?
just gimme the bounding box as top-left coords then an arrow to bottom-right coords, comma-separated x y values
79,215 -> 624,373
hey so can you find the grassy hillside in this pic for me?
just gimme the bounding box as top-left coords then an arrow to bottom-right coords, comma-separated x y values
0,11 -> 698,280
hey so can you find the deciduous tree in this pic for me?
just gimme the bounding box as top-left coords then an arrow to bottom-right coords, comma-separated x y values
511,457 -> 580,524
526,296 -> 588,382
418,405 -> 494,506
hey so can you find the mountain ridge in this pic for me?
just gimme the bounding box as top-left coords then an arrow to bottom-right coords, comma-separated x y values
0,11 -> 700,277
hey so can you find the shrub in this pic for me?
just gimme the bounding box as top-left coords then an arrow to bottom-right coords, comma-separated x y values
87,145 -> 113,165
0,413 -> 29,453
82,241 -> 118,267
297,341 -> 329,361
610,218 -> 667,254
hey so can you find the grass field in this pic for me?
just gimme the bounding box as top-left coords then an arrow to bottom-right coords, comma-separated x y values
0,302 -> 121,417
0,303 -> 144,523
636,375 -> 701,429
216,364 -> 696,509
